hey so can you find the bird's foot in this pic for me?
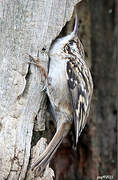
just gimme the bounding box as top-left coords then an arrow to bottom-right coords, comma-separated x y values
27,54 -> 47,79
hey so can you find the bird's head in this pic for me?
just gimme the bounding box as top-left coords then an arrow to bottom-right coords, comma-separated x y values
50,13 -> 85,59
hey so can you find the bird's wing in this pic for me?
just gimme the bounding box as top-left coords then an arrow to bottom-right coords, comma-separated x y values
66,57 -> 93,145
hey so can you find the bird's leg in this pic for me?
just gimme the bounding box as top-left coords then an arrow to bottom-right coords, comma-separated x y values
28,54 -> 47,79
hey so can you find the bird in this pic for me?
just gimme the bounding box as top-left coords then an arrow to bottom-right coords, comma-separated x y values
29,12 -> 93,175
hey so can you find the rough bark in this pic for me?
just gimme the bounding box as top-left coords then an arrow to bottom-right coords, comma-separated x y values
0,0 -> 82,179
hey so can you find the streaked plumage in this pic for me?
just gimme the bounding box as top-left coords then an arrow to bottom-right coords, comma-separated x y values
30,13 -> 93,175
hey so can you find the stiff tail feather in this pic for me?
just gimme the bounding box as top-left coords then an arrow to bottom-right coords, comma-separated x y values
31,122 -> 70,174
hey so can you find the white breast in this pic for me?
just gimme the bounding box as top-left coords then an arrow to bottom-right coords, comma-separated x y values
47,56 -> 71,114
48,57 -> 67,85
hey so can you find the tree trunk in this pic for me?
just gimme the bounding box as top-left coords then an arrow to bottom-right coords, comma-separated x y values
0,0 -> 81,179
0,0 -> 116,180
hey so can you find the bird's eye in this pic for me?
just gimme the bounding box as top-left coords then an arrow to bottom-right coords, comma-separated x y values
69,40 -> 74,46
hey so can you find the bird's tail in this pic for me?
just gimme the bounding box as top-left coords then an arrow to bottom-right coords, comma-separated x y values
31,122 -> 71,175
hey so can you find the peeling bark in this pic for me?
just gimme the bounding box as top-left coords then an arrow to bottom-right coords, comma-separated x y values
26,138 -> 54,180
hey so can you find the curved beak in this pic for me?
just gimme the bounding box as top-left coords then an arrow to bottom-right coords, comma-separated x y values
73,12 -> 79,36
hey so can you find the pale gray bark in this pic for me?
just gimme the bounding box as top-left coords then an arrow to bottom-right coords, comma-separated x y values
0,0 -> 82,179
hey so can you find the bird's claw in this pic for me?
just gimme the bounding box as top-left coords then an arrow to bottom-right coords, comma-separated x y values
27,54 -> 47,79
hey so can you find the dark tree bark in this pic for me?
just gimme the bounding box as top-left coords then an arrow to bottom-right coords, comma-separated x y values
89,0 -> 116,179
